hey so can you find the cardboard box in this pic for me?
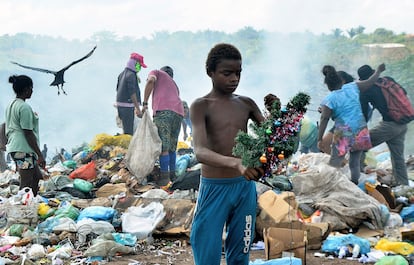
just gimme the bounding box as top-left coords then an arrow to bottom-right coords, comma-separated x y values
257,216 -> 330,250
263,227 -> 306,265
276,221 -> 330,250
258,191 -> 298,223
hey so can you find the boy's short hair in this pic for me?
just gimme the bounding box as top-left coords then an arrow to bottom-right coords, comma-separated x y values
206,43 -> 242,73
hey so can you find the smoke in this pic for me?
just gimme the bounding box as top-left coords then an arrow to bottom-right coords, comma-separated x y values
1,33 -> 413,160
239,33 -> 326,123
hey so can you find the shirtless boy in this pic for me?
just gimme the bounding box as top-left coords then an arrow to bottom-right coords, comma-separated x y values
189,43 -> 264,265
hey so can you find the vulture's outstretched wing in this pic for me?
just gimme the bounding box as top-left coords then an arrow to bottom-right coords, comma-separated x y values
61,45 -> 97,71
10,61 -> 56,74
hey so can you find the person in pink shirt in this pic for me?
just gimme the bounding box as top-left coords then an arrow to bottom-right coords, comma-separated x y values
142,66 -> 184,186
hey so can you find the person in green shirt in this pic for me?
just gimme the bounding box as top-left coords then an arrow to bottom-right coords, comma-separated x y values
5,75 -> 45,196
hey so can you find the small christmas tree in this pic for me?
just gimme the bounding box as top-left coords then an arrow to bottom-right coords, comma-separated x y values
232,92 -> 311,183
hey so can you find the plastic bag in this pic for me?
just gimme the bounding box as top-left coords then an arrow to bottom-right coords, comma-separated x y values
69,161 -> 97,180
4,201 -> 38,227
36,216 -> 60,233
76,219 -> 115,244
90,133 -> 131,151
249,258 -> 302,265
125,111 -> 161,184
8,224 -> 26,237
17,187 -> 34,205
38,203 -> 55,220
374,255 -> 408,265
46,241 -> 74,259
62,160 -> 77,170
121,202 -> 165,239
400,204 -> 414,223
73,178 -> 93,193
77,206 -> 117,222
175,154 -> 191,177
374,238 -> 414,256
27,244 -> 46,260
84,240 -> 134,257
52,217 -> 77,233
112,232 -> 137,246
322,234 -> 371,255
54,202 -> 80,220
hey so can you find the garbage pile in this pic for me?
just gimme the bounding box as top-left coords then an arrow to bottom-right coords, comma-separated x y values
0,134 -> 199,264
1,133 -> 414,264
280,152 -> 414,264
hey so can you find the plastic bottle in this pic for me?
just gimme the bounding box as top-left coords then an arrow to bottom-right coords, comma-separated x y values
352,244 -> 360,258
311,210 -> 323,223
338,246 -> 348,259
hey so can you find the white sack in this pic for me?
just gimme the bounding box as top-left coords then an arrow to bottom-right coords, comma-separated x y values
125,111 -> 161,184
121,201 -> 165,239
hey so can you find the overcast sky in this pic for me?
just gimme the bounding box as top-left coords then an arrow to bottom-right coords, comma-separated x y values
1,0 -> 414,39
2,0 -> 414,156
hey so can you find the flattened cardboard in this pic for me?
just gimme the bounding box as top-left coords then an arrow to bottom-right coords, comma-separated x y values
355,224 -> 383,238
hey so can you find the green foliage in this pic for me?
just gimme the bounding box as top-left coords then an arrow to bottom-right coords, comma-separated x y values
232,124 -> 267,168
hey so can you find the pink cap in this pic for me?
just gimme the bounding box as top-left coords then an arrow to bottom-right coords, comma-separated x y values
130,52 -> 147,68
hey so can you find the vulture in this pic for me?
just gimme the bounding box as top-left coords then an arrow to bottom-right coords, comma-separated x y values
11,45 -> 97,95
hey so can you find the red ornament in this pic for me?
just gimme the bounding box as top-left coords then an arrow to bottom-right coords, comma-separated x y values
267,147 -> 274,152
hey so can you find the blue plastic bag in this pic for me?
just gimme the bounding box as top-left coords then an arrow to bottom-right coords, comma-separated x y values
175,154 -> 191,177
400,205 -> 414,223
77,206 -> 117,222
321,234 -> 370,255
112,232 -> 137,246
36,216 -> 60,233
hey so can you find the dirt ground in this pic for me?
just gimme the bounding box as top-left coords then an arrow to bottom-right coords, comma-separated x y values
106,235 -> 363,265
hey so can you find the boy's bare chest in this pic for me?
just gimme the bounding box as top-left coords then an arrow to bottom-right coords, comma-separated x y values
207,107 -> 249,131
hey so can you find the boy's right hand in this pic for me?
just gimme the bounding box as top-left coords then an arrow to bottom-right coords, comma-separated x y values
239,163 -> 264,181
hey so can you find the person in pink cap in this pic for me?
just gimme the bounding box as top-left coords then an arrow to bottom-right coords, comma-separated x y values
115,52 -> 147,135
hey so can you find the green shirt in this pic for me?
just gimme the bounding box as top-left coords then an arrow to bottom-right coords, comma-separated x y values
5,98 -> 40,156
299,117 -> 318,148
